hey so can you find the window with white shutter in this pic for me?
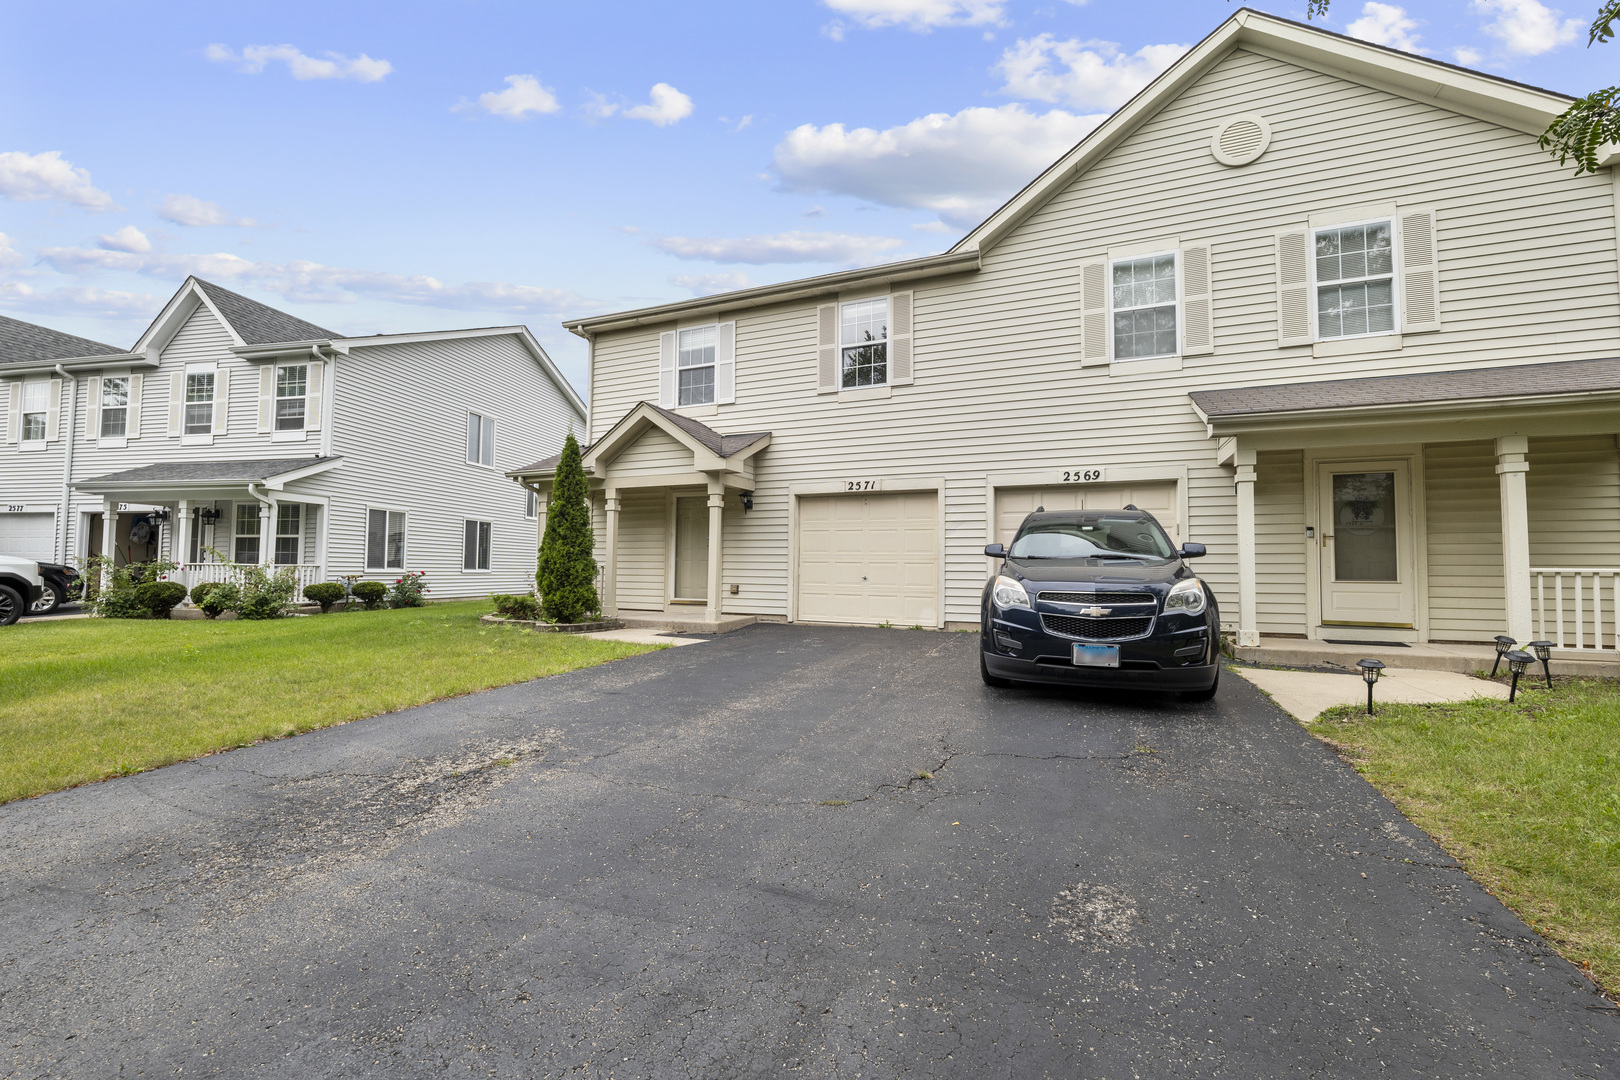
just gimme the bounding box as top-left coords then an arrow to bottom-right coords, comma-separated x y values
1312,220 -> 1395,339
816,304 -> 837,393
676,326 -> 717,406
838,297 -> 888,388
888,291 -> 913,385
20,381 -> 48,442
126,374 -> 143,440
1399,207 -> 1441,334
275,364 -> 308,430
714,321 -> 736,404
100,376 -> 130,438
45,378 -> 61,441
185,368 -> 216,434
658,331 -> 677,407
1180,243 -> 1213,356
1109,252 -> 1179,360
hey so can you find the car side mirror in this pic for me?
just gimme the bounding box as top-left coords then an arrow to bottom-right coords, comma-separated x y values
1179,542 -> 1207,559
983,543 -> 1007,558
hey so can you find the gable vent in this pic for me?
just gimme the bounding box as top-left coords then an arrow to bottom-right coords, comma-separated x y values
1211,114 -> 1271,167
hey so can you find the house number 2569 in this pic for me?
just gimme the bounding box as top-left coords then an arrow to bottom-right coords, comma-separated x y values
1062,469 -> 1104,483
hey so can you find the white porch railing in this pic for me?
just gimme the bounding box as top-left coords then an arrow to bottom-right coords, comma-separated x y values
177,563 -> 328,592
1531,568 -> 1619,652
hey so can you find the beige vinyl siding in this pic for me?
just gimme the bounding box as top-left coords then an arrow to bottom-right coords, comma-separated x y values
1425,441 -> 1505,640
614,428 -> 689,476
1527,436 -> 1620,568
615,490 -> 667,610
1255,451 -> 1308,635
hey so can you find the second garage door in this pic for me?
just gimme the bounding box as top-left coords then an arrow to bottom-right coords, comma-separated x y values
797,491 -> 939,626
0,511 -> 56,561
994,481 -> 1180,547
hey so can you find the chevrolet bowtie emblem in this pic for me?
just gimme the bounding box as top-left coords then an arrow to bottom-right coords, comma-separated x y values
1079,606 -> 1111,617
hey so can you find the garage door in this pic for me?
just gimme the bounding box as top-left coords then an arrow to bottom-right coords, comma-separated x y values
797,491 -> 939,626
0,512 -> 56,560
994,481 -> 1180,548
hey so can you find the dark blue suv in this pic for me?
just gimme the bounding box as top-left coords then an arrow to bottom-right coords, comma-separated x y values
980,508 -> 1220,699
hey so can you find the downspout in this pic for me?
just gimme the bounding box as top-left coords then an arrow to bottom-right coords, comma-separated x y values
53,365 -> 76,565
247,481 -> 275,566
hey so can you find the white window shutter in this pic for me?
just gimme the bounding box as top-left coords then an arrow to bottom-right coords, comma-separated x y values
1400,207 -> 1441,334
1080,258 -> 1109,365
167,372 -> 182,436
305,360 -> 324,430
6,382 -> 21,443
888,290 -> 914,385
714,321 -> 736,404
212,367 -> 230,434
816,303 -> 838,393
1181,243 -> 1214,357
127,374 -> 143,439
45,378 -> 62,441
658,331 -> 677,407
1275,228 -> 1312,347
258,365 -> 274,433
87,376 -> 103,441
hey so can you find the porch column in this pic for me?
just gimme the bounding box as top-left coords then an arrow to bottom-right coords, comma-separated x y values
1234,449 -> 1259,648
705,482 -> 725,626
175,500 -> 191,574
1496,435 -> 1533,640
259,500 -> 275,567
100,499 -> 117,585
602,490 -> 619,617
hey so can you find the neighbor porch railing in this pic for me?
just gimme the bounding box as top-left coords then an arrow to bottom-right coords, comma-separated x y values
177,563 -> 328,592
1531,568 -> 1619,652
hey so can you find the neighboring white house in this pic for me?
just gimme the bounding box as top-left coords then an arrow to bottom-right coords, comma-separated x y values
3,277 -> 585,598
515,9 -> 1620,659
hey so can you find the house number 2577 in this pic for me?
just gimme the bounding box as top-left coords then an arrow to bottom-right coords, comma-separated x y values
1062,469 -> 1104,483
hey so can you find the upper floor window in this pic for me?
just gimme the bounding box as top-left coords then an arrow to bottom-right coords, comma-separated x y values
185,370 -> 215,434
1314,221 -> 1393,339
276,365 -> 307,431
100,377 -> 129,438
20,381 -> 48,442
840,298 -> 887,389
1111,253 -> 1178,360
677,326 -> 716,406
463,519 -> 492,571
466,411 -> 495,467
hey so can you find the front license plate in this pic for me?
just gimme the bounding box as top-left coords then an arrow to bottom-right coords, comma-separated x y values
1072,644 -> 1120,668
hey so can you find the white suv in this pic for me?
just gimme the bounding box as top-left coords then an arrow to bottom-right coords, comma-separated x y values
0,556 -> 46,626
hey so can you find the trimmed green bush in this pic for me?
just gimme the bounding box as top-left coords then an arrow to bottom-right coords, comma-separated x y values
388,571 -> 429,609
189,582 -> 219,607
303,582 -> 344,613
135,581 -> 189,619
491,593 -> 541,621
536,431 -> 600,624
352,581 -> 387,610
201,583 -> 238,618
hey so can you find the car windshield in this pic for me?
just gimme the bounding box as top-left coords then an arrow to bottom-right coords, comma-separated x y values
1008,517 -> 1175,560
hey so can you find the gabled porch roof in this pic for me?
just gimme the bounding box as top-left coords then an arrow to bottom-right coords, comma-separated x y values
508,403 -> 770,486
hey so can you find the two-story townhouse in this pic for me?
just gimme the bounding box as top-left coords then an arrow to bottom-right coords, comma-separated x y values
3,276 -> 585,600
514,9 -> 1620,661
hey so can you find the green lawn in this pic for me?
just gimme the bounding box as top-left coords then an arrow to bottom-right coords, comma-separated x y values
0,601 -> 657,805
1308,678 -> 1619,998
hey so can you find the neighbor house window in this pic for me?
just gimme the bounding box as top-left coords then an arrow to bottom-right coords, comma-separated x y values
524,488 -> 538,519
275,504 -> 301,565
677,325 -> 716,406
463,519 -> 492,571
1315,221 -> 1394,339
234,503 -> 261,564
839,298 -> 887,389
276,364 -> 307,431
1111,253 -> 1178,359
465,411 -> 495,467
20,381 -> 48,441
185,370 -> 216,434
100,376 -> 129,438
367,508 -> 406,570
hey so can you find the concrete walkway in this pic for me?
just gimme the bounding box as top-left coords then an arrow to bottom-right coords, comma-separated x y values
1236,635 -> 1617,677
1234,663 -> 1510,722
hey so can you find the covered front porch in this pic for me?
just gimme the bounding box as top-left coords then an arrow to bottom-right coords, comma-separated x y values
1192,359 -> 1620,665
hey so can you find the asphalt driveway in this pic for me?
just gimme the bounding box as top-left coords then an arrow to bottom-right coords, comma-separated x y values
2,625 -> 1614,1078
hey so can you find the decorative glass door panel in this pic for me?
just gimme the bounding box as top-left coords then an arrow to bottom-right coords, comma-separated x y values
1317,461 -> 1415,629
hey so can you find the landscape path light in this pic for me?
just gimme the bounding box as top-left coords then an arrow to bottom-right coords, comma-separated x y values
1490,635 -> 1516,677
1505,650 -> 1534,703
1528,640 -> 1554,688
1357,658 -> 1385,716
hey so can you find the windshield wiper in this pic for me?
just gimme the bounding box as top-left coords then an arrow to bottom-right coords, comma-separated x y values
1089,552 -> 1153,560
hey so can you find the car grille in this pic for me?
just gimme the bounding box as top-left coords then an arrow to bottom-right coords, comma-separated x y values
1038,591 -> 1155,606
1041,613 -> 1155,640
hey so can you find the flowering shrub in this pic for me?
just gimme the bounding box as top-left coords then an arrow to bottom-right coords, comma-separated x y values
388,571 -> 428,609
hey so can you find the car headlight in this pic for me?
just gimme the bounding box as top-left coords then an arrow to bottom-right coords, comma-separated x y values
991,575 -> 1030,610
1164,577 -> 1207,615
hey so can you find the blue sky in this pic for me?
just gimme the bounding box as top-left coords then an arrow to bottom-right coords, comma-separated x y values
2,0 -> 1613,391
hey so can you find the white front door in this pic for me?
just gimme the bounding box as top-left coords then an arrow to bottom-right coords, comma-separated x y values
1318,461 -> 1416,629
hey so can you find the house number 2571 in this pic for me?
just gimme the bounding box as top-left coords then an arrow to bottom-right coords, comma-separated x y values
845,479 -> 879,492
1062,469 -> 1104,483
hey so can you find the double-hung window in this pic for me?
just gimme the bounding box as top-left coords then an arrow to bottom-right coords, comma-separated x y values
677,326 -> 716,406
100,377 -> 129,438
463,520 -> 492,571
524,488 -> 538,519
466,411 -> 496,467
20,381 -> 48,442
185,370 -> 216,434
367,508 -> 406,570
274,504 -> 301,565
1314,221 -> 1394,339
275,364 -> 307,431
840,298 -> 887,389
234,503 -> 261,564
1110,253 -> 1178,360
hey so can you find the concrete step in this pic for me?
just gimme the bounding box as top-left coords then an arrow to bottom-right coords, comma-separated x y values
1234,638 -> 1618,677
616,612 -> 757,635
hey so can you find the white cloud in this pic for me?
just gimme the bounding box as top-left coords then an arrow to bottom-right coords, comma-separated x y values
653,231 -> 905,265
0,233 -> 24,269
98,226 -> 152,254
0,150 -> 119,211
1472,0 -> 1581,54
1454,45 -> 1486,64
1347,3 -> 1425,51
670,272 -> 754,296
773,103 -> 1103,226
995,35 -> 1188,110
157,193 -> 256,228
0,281 -> 163,319
205,43 -> 393,82
470,74 -> 561,119
823,0 -> 1007,30
624,83 -> 694,126
911,221 -> 953,232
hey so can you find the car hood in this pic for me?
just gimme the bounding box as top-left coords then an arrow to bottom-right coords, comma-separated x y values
1001,557 -> 1191,591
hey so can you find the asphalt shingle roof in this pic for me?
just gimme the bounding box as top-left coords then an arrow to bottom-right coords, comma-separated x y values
79,457 -> 339,485
194,279 -> 336,345
0,315 -> 124,366
1189,358 -> 1620,419
510,404 -> 770,477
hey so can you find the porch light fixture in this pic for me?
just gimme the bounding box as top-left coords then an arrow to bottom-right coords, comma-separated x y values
1490,635 -> 1516,677
1528,640 -> 1554,688
1356,658 -> 1385,715
196,506 -> 220,525
149,508 -> 171,524
740,490 -> 754,513
1505,650 -> 1534,703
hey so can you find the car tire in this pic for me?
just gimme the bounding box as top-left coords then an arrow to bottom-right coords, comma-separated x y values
0,584 -> 23,627
28,582 -> 61,616
980,650 -> 1013,688
1182,665 -> 1219,702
